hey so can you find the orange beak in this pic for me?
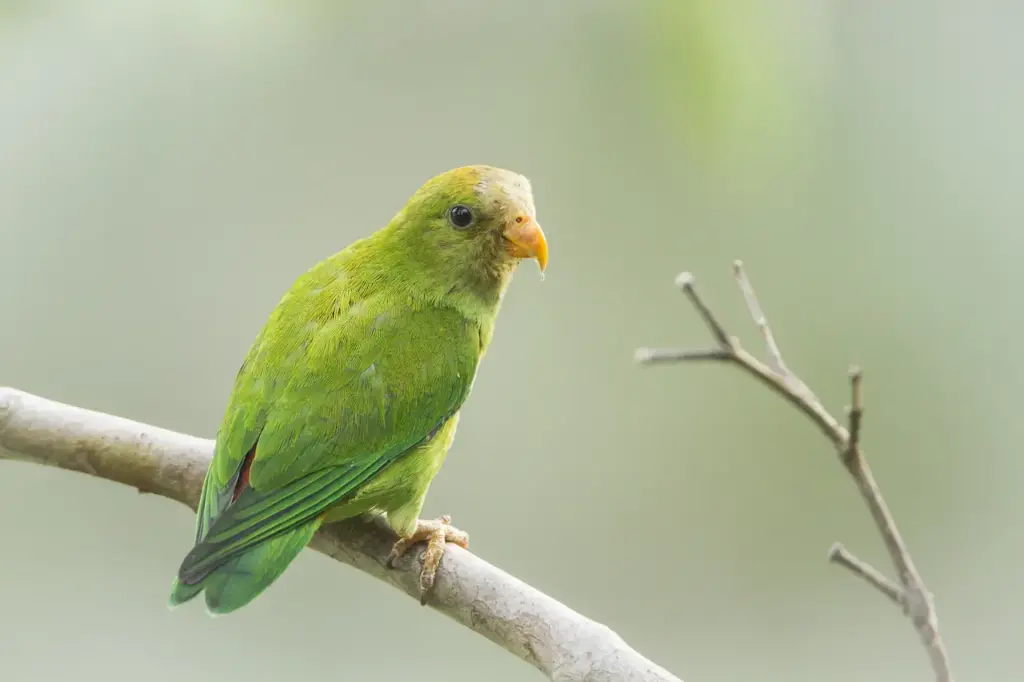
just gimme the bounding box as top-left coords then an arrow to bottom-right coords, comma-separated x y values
503,216 -> 549,272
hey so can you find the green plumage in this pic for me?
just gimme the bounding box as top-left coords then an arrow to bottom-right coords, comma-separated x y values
168,165 -> 547,615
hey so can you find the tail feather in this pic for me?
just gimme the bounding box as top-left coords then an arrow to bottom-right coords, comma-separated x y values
167,517 -> 323,615
167,578 -> 204,609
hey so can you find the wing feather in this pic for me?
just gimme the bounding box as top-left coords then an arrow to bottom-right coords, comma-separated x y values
178,271 -> 479,585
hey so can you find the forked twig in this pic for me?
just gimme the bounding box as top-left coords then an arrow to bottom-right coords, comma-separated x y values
635,262 -> 953,682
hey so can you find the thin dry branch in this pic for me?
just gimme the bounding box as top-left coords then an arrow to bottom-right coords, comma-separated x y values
635,261 -> 953,682
0,387 -> 682,682
828,542 -> 904,608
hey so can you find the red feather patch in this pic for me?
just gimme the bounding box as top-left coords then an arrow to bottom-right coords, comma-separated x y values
231,443 -> 257,503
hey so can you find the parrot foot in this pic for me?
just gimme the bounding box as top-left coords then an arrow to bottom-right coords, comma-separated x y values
386,515 -> 469,605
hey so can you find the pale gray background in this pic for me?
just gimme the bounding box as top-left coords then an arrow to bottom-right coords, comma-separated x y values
1,1 -> 1021,681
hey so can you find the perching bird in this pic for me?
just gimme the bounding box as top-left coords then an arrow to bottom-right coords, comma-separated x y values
168,165 -> 548,615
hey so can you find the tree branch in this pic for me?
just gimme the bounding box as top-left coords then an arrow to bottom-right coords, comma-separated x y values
827,542 -> 904,608
635,261 -> 954,682
0,387 -> 682,682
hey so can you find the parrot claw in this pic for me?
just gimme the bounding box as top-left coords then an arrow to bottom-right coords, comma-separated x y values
386,515 -> 469,605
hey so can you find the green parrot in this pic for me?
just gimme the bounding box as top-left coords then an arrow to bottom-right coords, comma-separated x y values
168,165 -> 548,615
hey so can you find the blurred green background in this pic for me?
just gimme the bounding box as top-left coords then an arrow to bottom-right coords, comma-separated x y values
1,1 -> 1020,681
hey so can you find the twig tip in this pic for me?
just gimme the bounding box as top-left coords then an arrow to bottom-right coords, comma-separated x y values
674,272 -> 695,290
846,366 -> 865,442
633,348 -> 656,364
827,542 -> 845,563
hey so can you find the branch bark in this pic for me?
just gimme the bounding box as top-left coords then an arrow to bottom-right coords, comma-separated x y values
636,261 -> 954,682
0,386 -> 682,682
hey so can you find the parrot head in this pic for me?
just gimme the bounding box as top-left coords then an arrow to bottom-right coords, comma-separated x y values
380,165 -> 548,305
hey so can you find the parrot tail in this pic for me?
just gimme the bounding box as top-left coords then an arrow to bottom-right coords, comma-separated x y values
167,517 -> 323,616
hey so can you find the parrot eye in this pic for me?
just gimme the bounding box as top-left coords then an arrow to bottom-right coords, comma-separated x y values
447,204 -> 474,230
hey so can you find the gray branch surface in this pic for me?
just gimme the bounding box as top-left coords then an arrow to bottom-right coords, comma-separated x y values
636,262 -> 954,682
0,387 -> 681,682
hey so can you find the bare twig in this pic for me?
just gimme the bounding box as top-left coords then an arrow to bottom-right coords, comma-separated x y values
633,348 -> 732,364
0,387 -> 682,682
844,367 -> 864,465
732,260 -> 788,375
636,263 -> 954,682
675,272 -> 732,349
828,542 -> 904,608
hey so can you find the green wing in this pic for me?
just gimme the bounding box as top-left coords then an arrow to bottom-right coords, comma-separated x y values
177,269 -> 480,586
